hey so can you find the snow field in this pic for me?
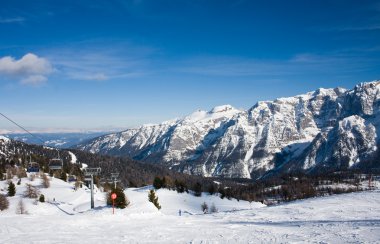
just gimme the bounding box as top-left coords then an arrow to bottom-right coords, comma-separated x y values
0,175 -> 379,243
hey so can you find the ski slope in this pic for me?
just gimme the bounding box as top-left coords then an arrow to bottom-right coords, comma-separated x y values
0,175 -> 379,243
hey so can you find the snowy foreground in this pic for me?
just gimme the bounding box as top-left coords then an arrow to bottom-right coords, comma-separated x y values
1,176 -> 379,243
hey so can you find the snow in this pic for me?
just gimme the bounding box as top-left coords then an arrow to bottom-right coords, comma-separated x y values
0,135 -> 10,143
0,176 -> 379,243
68,151 -> 77,164
184,105 -> 241,123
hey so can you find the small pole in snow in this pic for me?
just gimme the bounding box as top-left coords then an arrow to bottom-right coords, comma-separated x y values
111,193 -> 117,214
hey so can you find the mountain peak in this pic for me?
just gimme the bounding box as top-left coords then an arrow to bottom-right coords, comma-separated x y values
209,105 -> 236,114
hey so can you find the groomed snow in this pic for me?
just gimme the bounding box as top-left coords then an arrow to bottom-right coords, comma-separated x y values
0,176 -> 379,243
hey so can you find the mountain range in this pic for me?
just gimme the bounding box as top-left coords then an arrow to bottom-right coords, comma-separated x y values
5,132 -> 109,149
77,81 -> 380,179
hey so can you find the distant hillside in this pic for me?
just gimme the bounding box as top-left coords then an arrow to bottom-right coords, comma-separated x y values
5,132 -> 109,149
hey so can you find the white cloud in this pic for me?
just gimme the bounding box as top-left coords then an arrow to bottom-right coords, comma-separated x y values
21,75 -> 48,85
45,42 -> 151,81
77,72 -> 109,81
0,17 -> 25,24
0,53 -> 53,85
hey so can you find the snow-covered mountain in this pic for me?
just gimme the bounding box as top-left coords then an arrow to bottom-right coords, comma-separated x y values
77,81 -> 380,179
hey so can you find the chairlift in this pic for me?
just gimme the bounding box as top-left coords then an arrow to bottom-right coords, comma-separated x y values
49,158 -> 63,170
49,150 -> 63,170
68,175 -> 77,182
27,162 -> 40,173
27,155 -> 40,173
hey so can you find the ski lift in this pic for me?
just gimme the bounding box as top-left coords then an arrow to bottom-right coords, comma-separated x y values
68,175 -> 77,182
27,155 -> 40,173
49,158 -> 63,170
49,150 -> 63,170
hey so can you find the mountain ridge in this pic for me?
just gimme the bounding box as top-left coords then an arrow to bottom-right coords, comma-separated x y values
77,80 -> 380,179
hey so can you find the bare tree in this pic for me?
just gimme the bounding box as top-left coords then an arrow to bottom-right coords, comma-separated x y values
210,202 -> 218,213
41,174 -> 50,188
29,174 -> 36,181
16,199 -> 27,214
0,194 -> 9,211
17,167 -> 27,179
201,202 -> 208,214
24,183 -> 39,198
6,169 -> 12,180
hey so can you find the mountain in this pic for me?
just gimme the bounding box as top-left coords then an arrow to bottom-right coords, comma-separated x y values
76,81 -> 380,179
5,132 -> 109,149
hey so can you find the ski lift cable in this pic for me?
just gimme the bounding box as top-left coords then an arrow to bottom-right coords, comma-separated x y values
0,112 -> 46,144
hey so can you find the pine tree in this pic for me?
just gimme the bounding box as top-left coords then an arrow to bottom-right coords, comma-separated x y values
106,187 -> 128,209
7,181 -> 16,197
153,176 -> 163,189
193,182 -> 202,197
39,194 -> 45,203
148,189 -> 161,210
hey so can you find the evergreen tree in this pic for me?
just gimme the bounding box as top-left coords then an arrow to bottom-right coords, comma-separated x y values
208,183 -> 217,195
148,189 -> 161,210
175,180 -> 187,193
7,181 -> 16,197
106,187 -> 128,209
39,194 -> 45,203
153,176 -> 163,189
193,182 -> 202,197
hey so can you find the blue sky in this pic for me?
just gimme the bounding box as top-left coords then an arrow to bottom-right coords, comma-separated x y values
0,0 -> 379,131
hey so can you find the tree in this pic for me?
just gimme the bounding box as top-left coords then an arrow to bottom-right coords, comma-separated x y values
16,199 -> 27,214
24,183 -> 39,198
42,174 -> 50,188
7,181 -> 16,197
153,176 -> 163,189
39,194 -> 45,202
106,187 -> 128,209
0,194 -> 9,211
210,202 -> 218,213
201,202 -> 208,214
148,189 -> 161,210
208,183 -> 217,195
175,180 -> 187,193
17,167 -> 27,178
193,182 -> 202,197
60,171 -> 67,182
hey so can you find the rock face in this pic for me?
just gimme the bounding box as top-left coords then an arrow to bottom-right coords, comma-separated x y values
77,81 -> 380,179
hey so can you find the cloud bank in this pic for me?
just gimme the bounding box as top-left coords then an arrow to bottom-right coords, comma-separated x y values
0,53 -> 53,85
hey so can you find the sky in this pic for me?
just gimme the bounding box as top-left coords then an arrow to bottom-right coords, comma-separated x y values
0,0 -> 379,132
